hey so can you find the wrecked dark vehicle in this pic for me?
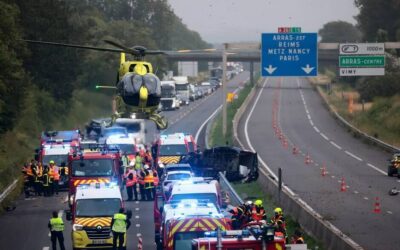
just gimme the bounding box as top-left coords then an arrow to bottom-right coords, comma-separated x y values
180,146 -> 259,182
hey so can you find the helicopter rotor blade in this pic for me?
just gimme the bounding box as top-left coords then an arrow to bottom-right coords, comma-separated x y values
103,39 -> 139,55
23,39 -> 124,53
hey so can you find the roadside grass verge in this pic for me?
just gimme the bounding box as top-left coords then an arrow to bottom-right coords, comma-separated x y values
209,82 -> 253,146
233,182 -> 324,250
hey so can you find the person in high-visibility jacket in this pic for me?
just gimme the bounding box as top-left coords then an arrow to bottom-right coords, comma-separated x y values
42,166 -> 50,197
111,208 -> 131,250
134,152 -> 143,172
125,168 -> 137,201
143,169 -> 154,201
48,210 -> 66,250
229,205 -> 246,229
152,171 -> 159,198
33,163 -> 43,196
144,150 -> 153,167
251,199 -> 266,222
49,161 -> 60,195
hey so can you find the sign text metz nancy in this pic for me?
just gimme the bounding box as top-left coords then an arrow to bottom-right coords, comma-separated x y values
261,33 -> 318,77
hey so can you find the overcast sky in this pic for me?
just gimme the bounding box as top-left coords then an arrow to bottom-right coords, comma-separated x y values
168,0 -> 359,43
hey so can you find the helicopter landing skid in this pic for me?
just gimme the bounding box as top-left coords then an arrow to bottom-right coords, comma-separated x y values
149,113 -> 168,130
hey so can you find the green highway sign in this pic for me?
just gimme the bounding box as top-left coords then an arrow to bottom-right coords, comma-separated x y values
339,55 -> 385,67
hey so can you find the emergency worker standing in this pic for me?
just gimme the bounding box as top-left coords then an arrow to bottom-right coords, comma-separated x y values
33,163 -> 43,196
138,169 -> 146,201
152,171 -> 159,198
49,161 -> 60,195
125,168 -> 137,201
134,152 -> 142,173
111,208 -> 131,250
48,211 -> 66,250
42,166 -> 51,197
144,150 -> 153,167
144,169 -> 155,201
229,205 -> 246,229
251,200 -> 266,222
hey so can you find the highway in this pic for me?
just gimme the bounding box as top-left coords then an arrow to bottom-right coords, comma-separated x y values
237,77 -> 400,250
0,72 -> 249,250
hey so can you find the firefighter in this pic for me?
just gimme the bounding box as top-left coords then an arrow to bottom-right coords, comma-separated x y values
144,150 -> 153,167
152,170 -> 159,198
42,166 -> 51,197
229,205 -> 246,229
125,168 -> 137,201
271,207 -> 286,226
134,152 -> 143,173
48,160 -> 57,195
251,200 -> 266,222
50,161 -> 61,195
33,163 -> 43,196
143,169 -> 154,201
48,210 -> 66,250
22,163 -> 32,198
291,229 -> 305,244
111,207 -> 131,250
138,169 -> 146,201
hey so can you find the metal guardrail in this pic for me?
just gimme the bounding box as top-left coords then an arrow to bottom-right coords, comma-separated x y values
218,172 -> 243,206
315,85 -> 400,154
0,179 -> 18,204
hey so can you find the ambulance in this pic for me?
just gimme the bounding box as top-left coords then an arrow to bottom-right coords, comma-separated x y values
158,199 -> 231,250
66,182 -> 127,249
68,145 -> 123,206
155,133 -> 196,168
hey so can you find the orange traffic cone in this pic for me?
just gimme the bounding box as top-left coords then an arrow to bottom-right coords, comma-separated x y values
304,153 -> 311,164
321,164 -> 327,177
373,197 -> 381,213
292,145 -> 299,155
340,177 -> 347,192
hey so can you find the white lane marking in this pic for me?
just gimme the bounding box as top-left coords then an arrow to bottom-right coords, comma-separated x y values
307,114 -> 311,120
313,126 -> 320,133
48,232 -> 51,237
345,151 -> 363,161
354,191 -> 359,194
331,175 -> 336,178
320,133 -> 329,141
43,247 -> 50,250
194,105 -> 222,143
309,120 -> 314,126
367,163 -> 387,176
135,208 -> 139,211
387,211 -> 393,215
136,224 -> 140,227
137,233 -> 142,237
135,215 -> 140,219
330,141 -> 342,150
397,180 -> 400,183
363,197 -> 369,200
135,201 -> 139,204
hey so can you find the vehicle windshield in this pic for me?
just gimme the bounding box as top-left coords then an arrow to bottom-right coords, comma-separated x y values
174,232 -> 204,250
43,155 -> 68,166
159,144 -> 187,156
115,123 -> 141,134
167,173 -> 191,181
71,159 -> 113,177
76,198 -> 120,217
170,193 -> 217,206
114,144 -> 136,155
175,84 -> 189,91
104,128 -> 127,137
161,86 -> 176,98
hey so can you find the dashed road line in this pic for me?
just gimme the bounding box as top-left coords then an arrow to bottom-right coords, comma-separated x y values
320,133 -> 329,141
353,191 -> 359,194
135,208 -> 139,211
313,126 -> 320,133
345,151 -> 363,161
307,114 -> 311,120
42,247 -> 50,250
137,233 -> 142,237
330,141 -> 342,150
331,175 -> 336,178
367,163 -> 387,176
363,197 -> 369,200
387,211 -> 393,215
136,224 -> 140,227
135,215 -> 140,219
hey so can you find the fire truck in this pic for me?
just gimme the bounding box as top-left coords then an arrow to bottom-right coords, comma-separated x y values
157,199 -> 231,250
154,133 -> 196,168
68,145 -> 123,206
40,130 -> 81,147
191,229 -> 286,250
66,182 -> 128,249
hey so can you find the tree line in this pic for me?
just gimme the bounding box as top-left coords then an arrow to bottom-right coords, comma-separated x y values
0,0 -> 208,189
318,0 -> 400,102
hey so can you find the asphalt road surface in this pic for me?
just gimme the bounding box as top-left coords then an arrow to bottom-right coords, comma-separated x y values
237,77 -> 400,250
0,72 -> 249,250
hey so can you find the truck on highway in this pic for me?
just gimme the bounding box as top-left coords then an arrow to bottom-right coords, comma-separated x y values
66,182 -> 128,249
68,145 -> 123,206
161,80 -> 180,110
157,199 -> 230,250
173,76 -> 190,105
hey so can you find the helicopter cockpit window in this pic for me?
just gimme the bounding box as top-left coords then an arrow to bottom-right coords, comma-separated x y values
143,73 -> 161,95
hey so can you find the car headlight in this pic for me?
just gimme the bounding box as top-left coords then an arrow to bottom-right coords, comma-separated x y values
73,224 -> 84,231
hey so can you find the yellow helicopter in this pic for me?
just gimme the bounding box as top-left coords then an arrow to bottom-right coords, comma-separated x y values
24,39 -> 168,130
